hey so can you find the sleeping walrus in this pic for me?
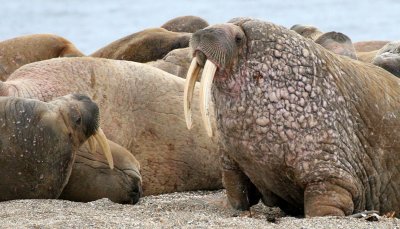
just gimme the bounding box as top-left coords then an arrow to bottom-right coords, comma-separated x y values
90,28 -> 191,63
185,18 -> 400,217
1,57 -> 222,198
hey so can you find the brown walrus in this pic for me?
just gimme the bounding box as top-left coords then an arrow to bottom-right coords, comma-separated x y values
0,94 -> 112,201
372,40 -> 400,77
161,15 -> 209,33
90,28 -> 191,63
0,34 -> 84,81
1,57 -> 222,197
185,18 -> 400,217
60,139 -> 142,204
290,24 -> 323,40
315,31 -> 358,59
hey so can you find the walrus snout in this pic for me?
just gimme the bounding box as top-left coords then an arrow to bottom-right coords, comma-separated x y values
190,24 -> 245,69
128,178 -> 143,205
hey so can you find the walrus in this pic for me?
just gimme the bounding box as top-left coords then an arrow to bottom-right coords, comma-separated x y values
184,18 -> 400,217
290,24 -> 323,40
354,40 -> 389,52
315,31 -> 357,59
60,139 -> 142,204
146,47 -> 193,78
90,28 -> 191,63
0,34 -> 84,81
372,41 -> 400,77
1,57 -> 222,196
0,94 -> 112,201
161,15 -> 209,33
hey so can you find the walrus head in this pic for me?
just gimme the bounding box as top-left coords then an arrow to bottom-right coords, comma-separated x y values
0,94 -> 113,200
372,41 -> 400,77
315,31 -> 358,60
48,94 -> 113,169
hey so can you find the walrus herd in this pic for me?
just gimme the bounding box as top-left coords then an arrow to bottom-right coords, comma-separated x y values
1,15 -> 400,219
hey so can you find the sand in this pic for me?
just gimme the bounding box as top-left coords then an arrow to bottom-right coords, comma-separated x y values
0,190 -> 398,228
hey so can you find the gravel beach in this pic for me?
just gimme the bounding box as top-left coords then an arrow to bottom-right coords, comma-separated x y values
0,190 -> 398,228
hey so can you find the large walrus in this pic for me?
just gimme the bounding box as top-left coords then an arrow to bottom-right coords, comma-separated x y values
0,94 -> 112,201
0,34 -> 84,81
161,15 -> 209,33
184,18 -> 400,217
90,28 -> 191,63
1,57 -> 222,197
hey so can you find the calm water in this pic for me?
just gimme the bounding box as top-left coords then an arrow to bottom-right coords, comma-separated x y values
1,0 -> 399,54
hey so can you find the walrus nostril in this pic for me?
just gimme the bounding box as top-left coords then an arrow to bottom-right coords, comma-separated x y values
129,181 -> 142,205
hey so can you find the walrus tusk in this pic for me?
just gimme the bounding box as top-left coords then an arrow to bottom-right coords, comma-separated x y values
87,137 -> 96,154
91,127 -> 114,169
199,60 -> 217,137
184,57 -> 201,129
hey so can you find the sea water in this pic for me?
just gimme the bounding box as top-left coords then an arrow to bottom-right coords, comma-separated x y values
1,0 -> 399,54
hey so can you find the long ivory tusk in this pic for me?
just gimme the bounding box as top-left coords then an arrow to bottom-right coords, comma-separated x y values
199,60 -> 217,137
184,57 -> 201,129
92,128 -> 114,169
87,137 -> 96,154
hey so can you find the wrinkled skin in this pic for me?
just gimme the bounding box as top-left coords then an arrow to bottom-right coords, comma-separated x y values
372,41 -> 400,77
354,40 -> 389,52
90,28 -> 191,63
1,57 -> 222,196
187,18 -> 400,217
290,24 -> 323,40
161,15 -> 209,33
60,140 -> 142,204
0,94 -> 100,200
0,34 -> 84,81
315,32 -> 357,60
147,47 -> 193,78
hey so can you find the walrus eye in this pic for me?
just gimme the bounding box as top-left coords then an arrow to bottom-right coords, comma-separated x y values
75,116 -> 82,125
235,35 -> 242,44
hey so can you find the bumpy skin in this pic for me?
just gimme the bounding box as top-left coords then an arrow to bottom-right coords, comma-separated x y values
0,57 -> 222,196
354,40 -> 389,52
60,140 -> 142,204
290,24 -> 323,40
190,18 -> 400,217
0,34 -> 84,81
90,28 -> 191,63
372,41 -> 400,77
0,94 -> 99,200
161,15 -> 209,33
147,47 -> 193,78
315,32 -> 357,60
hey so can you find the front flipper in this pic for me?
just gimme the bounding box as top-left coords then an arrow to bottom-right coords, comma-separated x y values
221,152 -> 261,210
304,181 -> 355,217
